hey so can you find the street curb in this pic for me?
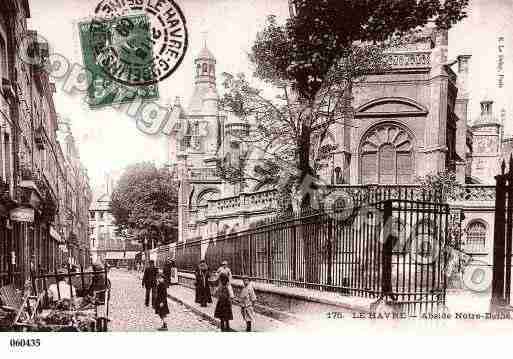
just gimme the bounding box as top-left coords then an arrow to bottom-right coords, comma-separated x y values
129,270 -> 222,329
167,292 -> 221,329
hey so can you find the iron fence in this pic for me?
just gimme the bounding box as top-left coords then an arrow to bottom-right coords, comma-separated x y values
173,186 -> 449,313
175,240 -> 201,273
29,265 -> 110,303
491,157 -> 513,309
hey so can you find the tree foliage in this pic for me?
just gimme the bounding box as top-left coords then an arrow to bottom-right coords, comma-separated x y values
218,0 -> 468,209
253,0 -> 468,100
110,162 -> 178,246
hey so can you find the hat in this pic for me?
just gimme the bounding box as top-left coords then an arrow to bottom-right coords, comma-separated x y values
222,260 -> 228,265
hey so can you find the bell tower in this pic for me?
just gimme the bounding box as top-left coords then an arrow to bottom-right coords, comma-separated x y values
187,41 -> 219,159
194,43 -> 216,86
471,97 -> 502,184
175,42 -> 223,242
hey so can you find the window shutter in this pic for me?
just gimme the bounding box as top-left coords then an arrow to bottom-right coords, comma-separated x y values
361,152 -> 377,184
359,124 -> 414,185
379,145 -> 395,184
397,152 -> 413,184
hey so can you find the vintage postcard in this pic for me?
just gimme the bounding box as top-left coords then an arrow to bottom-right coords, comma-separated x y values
1,0 -> 513,356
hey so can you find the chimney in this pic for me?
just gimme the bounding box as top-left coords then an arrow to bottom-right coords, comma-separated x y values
434,28 -> 448,65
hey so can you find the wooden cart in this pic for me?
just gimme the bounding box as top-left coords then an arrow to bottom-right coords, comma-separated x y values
1,266 -> 111,332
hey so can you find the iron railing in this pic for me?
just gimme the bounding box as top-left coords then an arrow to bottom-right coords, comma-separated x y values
491,157 -> 513,309
174,240 -> 201,273
174,186 -> 449,313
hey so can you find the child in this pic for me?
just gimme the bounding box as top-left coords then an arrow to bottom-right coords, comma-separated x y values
155,271 -> 170,330
239,276 -> 257,332
214,273 -> 233,332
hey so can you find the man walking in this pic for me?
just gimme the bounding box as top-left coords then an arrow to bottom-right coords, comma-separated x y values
142,260 -> 158,307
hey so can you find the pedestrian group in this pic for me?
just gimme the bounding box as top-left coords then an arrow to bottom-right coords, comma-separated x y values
142,258 -> 257,332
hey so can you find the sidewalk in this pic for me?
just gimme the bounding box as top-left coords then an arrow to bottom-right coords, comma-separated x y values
166,284 -> 290,332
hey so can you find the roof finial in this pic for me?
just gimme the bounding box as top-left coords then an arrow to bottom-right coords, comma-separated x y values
201,30 -> 208,48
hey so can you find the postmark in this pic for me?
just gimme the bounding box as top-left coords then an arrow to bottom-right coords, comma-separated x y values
93,0 -> 188,86
78,14 -> 159,108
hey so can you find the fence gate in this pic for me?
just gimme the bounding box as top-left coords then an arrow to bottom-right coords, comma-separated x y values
491,158 -> 513,310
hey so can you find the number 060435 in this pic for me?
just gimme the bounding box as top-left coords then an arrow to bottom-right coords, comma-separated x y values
9,338 -> 40,348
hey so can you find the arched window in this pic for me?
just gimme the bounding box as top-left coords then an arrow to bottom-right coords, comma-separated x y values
360,123 -> 414,184
465,221 -> 487,252
202,63 -> 208,74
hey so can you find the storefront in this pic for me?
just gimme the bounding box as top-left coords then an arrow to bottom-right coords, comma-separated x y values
9,206 -> 35,287
104,251 -> 138,268
49,225 -> 64,271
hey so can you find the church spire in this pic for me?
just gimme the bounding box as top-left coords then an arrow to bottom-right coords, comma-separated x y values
188,39 -> 218,115
194,36 -> 216,86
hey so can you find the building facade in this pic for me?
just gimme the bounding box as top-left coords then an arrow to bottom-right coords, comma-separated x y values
89,174 -> 142,268
170,27 -> 507,267
0,0 -> 92,288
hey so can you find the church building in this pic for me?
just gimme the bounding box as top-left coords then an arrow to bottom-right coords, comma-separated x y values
168,27 -> 506,266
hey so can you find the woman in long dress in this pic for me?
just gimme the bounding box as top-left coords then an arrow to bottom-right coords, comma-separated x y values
194,260 -> 212,307
214,273 -> 233,331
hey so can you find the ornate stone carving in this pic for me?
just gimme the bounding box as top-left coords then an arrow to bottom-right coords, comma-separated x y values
386,52 -> 431,69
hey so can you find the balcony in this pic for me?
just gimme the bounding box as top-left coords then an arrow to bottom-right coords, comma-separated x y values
190,183 -> 497,226
202,189 -> 278,219
448,185 -> 495,202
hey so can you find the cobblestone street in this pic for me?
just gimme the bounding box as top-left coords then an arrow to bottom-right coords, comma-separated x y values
108,269 -> 217,332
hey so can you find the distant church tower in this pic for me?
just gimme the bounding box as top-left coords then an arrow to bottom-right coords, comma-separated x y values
471,97 -> 503,184
170,43 -> 224,243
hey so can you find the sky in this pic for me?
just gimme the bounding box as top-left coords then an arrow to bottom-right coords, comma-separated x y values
26,0 -> 513,191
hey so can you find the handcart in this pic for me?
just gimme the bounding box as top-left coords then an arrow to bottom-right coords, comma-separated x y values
3,265 -> 111,332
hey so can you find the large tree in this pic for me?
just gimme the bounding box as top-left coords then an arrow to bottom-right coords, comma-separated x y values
219,0 -> 469,209
111,162 -> 178,249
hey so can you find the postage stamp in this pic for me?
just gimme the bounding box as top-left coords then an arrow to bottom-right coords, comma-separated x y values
78,14 -> 160,108
93,0 -> 188,85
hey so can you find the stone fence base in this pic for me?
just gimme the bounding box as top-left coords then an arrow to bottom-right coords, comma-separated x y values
177,271 -> 374,322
